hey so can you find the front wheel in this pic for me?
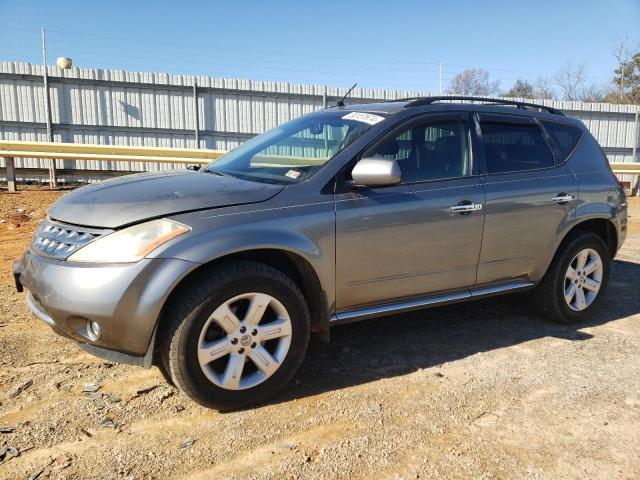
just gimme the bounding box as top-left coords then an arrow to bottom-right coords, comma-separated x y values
532,231 -> 610,324
160,261 -> 310,410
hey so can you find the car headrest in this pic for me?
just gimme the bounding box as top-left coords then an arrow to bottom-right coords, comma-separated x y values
435,135 -> 457,149
377,138 -> 400,156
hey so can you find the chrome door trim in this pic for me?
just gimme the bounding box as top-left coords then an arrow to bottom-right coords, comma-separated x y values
330,280 -> 534,324
469,281 -> 534,297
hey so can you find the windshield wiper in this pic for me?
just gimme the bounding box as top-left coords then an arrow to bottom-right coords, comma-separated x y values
203,169 -> 289,185
202,169 -> 233,178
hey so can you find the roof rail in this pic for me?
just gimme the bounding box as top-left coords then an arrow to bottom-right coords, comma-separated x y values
400,96 -> 564,116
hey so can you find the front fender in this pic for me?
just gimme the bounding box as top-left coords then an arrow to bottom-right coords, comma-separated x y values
152,201 -> 336,312
166,226 -> 324,264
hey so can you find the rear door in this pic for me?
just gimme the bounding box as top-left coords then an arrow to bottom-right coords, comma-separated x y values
334,113 -> 485,310
476,113 -> 578,285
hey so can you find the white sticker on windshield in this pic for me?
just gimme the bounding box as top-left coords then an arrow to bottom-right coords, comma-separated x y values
285,169 -> 301,179
341,112 -> 385,125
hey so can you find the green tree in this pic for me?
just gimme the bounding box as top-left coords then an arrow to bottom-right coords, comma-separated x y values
612,52 -> 640,104
504,79 -> 535,99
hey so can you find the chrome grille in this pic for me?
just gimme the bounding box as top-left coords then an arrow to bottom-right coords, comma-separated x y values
31,219 -> 112,260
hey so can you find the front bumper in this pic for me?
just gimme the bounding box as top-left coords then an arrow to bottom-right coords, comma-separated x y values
15,250 -> 197,358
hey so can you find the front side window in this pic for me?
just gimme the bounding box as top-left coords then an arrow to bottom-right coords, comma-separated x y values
204,111 -> 382,184
480,121 -> 554,174
542,121 -> 583,161
366,119 -> 470,183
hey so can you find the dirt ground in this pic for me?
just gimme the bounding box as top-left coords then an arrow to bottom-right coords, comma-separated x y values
1,187 -> 639,480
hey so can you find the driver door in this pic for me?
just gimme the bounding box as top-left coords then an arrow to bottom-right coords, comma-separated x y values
334,113 -> 485,311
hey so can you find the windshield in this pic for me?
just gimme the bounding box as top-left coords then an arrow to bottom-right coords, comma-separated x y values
203,110 -> 385,184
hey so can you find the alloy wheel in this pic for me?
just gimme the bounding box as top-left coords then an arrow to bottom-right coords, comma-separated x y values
563,248 -> 603,312
197,292 -> 292,390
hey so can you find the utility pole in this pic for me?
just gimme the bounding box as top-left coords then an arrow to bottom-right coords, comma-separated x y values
192,79 -> 200,148
633,109 -> 639,196
439,62 -> 443,95
41,27 -> 57,187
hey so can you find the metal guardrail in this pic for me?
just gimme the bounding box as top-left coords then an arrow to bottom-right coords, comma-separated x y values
0,140 -> 225,163
1,140 -> 225,191
609,162 -> 640,175
2,140 -> 640,192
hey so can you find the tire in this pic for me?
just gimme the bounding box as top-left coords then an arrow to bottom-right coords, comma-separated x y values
155,360 -> 175,386
160,261 -> 310,410
532,231 -> 610,324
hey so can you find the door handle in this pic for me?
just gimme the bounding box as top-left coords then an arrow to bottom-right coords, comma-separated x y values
551,194 -> 575,204
449,203 -> 483,214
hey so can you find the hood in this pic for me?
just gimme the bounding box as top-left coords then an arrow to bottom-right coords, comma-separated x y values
48,170 -> 284,228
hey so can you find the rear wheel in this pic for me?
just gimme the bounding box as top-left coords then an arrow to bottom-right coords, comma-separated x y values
532,231 -> 610,324
160,261 -> 310,410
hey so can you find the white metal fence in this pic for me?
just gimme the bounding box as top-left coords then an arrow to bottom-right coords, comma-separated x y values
1,61 -> 639,182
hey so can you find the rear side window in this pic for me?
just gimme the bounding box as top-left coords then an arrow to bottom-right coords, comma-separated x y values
541,121 -> 583,161
480,121 -> 555,174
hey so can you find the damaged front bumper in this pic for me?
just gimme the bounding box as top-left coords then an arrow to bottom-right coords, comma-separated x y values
14,250 -> 197,367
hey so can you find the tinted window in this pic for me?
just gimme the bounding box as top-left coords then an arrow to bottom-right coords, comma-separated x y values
204,111 -> 377,184
542,121 -> 583,161
481,121 -> 554,174
368,120 -> 470,182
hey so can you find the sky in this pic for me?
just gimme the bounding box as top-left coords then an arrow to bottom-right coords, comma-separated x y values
0,0 -> 639,94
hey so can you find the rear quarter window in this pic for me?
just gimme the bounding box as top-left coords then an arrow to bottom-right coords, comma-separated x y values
541,121 -> 584,162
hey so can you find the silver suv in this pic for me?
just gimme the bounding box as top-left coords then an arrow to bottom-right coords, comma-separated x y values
14,97 -> 627,410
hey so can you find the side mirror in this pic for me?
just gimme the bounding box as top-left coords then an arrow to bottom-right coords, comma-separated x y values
351,157 -> 401,187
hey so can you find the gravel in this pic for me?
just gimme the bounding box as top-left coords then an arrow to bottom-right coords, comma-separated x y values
1,188 -> 639,479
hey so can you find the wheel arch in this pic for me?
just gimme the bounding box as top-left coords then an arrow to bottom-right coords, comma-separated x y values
533,216 -> 618,284
564,217 -> 618,258
154,248 -> 329,361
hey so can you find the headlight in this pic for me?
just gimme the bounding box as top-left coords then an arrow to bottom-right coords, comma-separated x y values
67,219 -> 190,263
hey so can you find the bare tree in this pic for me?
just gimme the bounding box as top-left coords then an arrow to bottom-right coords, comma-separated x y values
576,82 -> 608,103
533,77 -> 556,100
447,69 -> 501,96
553,62 -> 587,100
